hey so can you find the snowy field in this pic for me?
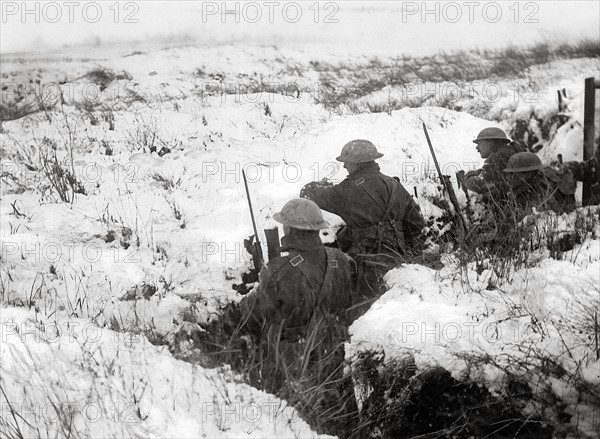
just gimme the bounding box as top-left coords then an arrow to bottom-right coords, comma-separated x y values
1,41 -> 599,438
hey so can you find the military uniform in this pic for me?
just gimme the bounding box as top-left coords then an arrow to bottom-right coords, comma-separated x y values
302,163 -> 424,257
503,150 -> 600,214
564,156 -> 600,183
502,152 -> 577,215
238,232 -> 354,394
217,199 -> 355,395
463,141 -> 524,196
563,147 -> 600,204
239,231 -> 354,337
301,139 -> 425,305
508,167 -> 577,214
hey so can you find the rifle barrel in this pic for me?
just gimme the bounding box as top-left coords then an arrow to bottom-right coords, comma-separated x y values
242,170 -> 261,246
422,122 -> 445,186
422,122 -> 468,233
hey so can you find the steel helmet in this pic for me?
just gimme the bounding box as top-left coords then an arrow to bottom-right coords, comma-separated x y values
503,152 -> 543,173
273,198 -> 329,230
473,127 -> 511,144
336,139 -> 384,163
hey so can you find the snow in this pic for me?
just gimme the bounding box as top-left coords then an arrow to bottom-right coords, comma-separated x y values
0,307 -> 331,438
2,42 -> 599,437
348,214 -> 600,436
1,104 -> 489,338
352,57 -> 600,165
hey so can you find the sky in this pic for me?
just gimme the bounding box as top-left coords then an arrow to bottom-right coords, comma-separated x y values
1,1 -> 599,56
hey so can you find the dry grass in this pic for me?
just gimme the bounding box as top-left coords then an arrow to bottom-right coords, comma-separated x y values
316,39 -> 599,114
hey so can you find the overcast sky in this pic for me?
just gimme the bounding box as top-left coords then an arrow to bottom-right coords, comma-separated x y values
1,1 -> 599,55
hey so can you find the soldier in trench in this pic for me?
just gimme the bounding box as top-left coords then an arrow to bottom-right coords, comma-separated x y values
300,139 -> 425,302
221,198 -> 355,393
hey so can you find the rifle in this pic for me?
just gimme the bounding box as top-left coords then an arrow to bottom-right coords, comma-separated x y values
264,227 -> 281,261
422,122 -> 468,236
242,170 -> 264,271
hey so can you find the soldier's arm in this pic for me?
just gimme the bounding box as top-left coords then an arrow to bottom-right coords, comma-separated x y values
464,156 -> 508,194
238,266 -> 279,328
300,180 -> 345,216
479,162 -> 497,182
462,168 -> 488,194
479,151 -> 510,182
563,155 -> 599,184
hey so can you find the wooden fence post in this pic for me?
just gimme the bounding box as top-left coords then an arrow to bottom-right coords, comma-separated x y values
582,77 -> 600,206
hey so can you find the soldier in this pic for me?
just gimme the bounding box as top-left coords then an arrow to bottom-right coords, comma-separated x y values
463,127 -> 524,198
300,139 -> 425,259
220,198 -> 355,392
238,197 -> 355,334
503,152 -> 577,214
504,147 -> 600,213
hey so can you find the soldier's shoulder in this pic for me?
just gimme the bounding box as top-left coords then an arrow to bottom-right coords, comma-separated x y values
377,171 -> 400,183
362,170 -> 397,189
486,152 -> 508,166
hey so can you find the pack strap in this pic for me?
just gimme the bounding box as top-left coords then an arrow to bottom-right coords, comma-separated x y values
355,177 -> 402,251
308,248 -> 339,330
355,176 -> 401,226
317,248 -> 337,299
285,249 -> 338,312
355,177 -> 386,212
287,252 -> 318,293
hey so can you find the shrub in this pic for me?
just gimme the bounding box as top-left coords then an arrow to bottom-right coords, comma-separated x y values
150,172 -> 182,191
349,351 -> 555,438
84,67 -> 132,92
316,39 -> 599,114
176,310 -> 362,437
39,137 -> 85,203
124,113 -> 160,152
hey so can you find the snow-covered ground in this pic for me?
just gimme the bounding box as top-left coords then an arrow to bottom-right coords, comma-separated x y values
0,307 -> 333,438
348,213 -> 600,437
1,43 -> 599,437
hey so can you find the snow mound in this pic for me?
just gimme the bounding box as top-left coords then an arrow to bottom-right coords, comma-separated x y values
0,306 -> 332,438
348,218 -> 600,436
0,104 -> 487,340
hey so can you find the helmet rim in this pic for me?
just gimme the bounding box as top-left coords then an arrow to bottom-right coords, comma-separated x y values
336,152 -> 384,163
503,152 -> 543,173
336,139 -> 384,163
473,127 -> 512,144
273,199 -> 330,230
